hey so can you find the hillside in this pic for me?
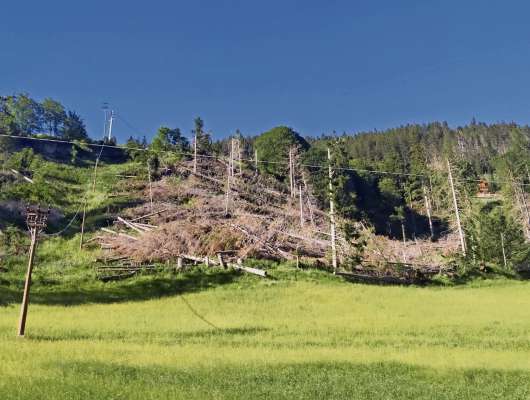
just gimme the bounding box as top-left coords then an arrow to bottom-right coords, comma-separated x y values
2,117 -> 530,282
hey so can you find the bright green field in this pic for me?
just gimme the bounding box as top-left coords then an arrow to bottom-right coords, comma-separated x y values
1,265 -> 530,399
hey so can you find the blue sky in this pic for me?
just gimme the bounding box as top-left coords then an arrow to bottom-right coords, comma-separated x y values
1,1 -> 529,142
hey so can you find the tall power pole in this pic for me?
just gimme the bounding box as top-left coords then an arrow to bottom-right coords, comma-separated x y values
101,104 -> 114,142
18,206 -> 48,337
107,110 -> 114,141
80,106 -> 110,249
328,148 -> 338,272
289,147 -> 295,197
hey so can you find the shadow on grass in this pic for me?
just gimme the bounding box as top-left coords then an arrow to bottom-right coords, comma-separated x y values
46,197 -> 145,240
0,269 -> 240,307
28,326 -> 270,343
10,359 -> 526,399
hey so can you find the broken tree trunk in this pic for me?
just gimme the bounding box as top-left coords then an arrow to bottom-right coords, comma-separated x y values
231,260 -> 267,277
328,148 -> 338,272
130,209 -> 168,222
423,185 -> 434,240
117,217 -> 145,234
447,160 -> 466,256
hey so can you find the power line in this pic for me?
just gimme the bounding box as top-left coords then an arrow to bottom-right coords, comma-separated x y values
44,203 -> 83,237
1,132 -> 529,187
179,294 -> 219,329
115,114 -> 146,138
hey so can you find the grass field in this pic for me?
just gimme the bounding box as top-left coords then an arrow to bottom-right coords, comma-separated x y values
1,261 -> 530,399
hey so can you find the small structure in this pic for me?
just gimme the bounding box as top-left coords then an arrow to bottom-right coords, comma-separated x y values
476,179 -> 495,198
478,179 -> 490,195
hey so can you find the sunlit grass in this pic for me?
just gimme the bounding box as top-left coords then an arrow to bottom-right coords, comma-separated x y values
1,265 -> 530,399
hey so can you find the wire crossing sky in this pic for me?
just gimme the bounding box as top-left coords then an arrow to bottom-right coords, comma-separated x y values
1,0 -> 530,142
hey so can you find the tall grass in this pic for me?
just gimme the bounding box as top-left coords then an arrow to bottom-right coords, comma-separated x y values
1,267 -> 529,399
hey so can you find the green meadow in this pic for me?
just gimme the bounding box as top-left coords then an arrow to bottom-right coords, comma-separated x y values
1,257 -> 530,399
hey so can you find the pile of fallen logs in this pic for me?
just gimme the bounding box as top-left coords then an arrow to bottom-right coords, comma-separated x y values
93,157 -> 460,284
337,262 -> 455,285
177,253 -> 267,277
94,208 -> 268,280
95,158 -> 331,270
96,215 -> 159,244
94,251 -> 267,281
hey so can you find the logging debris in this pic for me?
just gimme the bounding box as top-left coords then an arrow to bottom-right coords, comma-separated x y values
93,158 -> 457,280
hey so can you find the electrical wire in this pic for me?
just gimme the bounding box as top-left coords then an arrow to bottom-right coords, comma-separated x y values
179,293 -> 219,329
43,203 -> 83,237
1,132 -> 530,187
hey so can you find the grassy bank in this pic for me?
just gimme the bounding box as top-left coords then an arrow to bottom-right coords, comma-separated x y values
1,265 -> 529,399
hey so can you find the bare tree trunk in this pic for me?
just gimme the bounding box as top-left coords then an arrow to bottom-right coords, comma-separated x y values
302,172 -> 316,227
328,148 -> 338,272
225,162 -> 231,215
289,147 -> 294,197
299,185 -> 304,227
501,232 -> 507,268
193,132 -> 197,173
147,161 -> 153,212
423,185 -> 434,240
447,160 -> 466,256
238,138 -> 242,175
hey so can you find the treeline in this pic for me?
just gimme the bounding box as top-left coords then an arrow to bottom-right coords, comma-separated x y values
0,93 -> 88,140
123,118 -> 530,273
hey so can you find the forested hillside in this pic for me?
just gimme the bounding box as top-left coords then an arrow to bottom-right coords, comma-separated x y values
2,93 -> 530,280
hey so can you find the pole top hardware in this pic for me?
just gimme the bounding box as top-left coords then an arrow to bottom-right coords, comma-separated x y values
26,206 -> 50,234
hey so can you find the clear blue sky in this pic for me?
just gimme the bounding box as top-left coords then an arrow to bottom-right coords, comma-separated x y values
1,0 -> 529,142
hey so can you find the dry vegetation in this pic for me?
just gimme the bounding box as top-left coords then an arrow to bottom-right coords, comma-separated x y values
98,159 -> 330,264
92,158 -> 460,282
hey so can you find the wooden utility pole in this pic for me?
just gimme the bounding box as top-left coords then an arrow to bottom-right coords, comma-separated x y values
302,173 -> 316,226
327,148 -> 338,272
79,197 -> 88,250
80,150 -> 103,249
407,190 -> 417,241
423,185 -> 434,240
147,161 -> 153,212
18,206 -> 48,337
501,232 -> 507,268
447,160 -> 466,256
299,185 -> 304,227
91,153 -> 101,192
